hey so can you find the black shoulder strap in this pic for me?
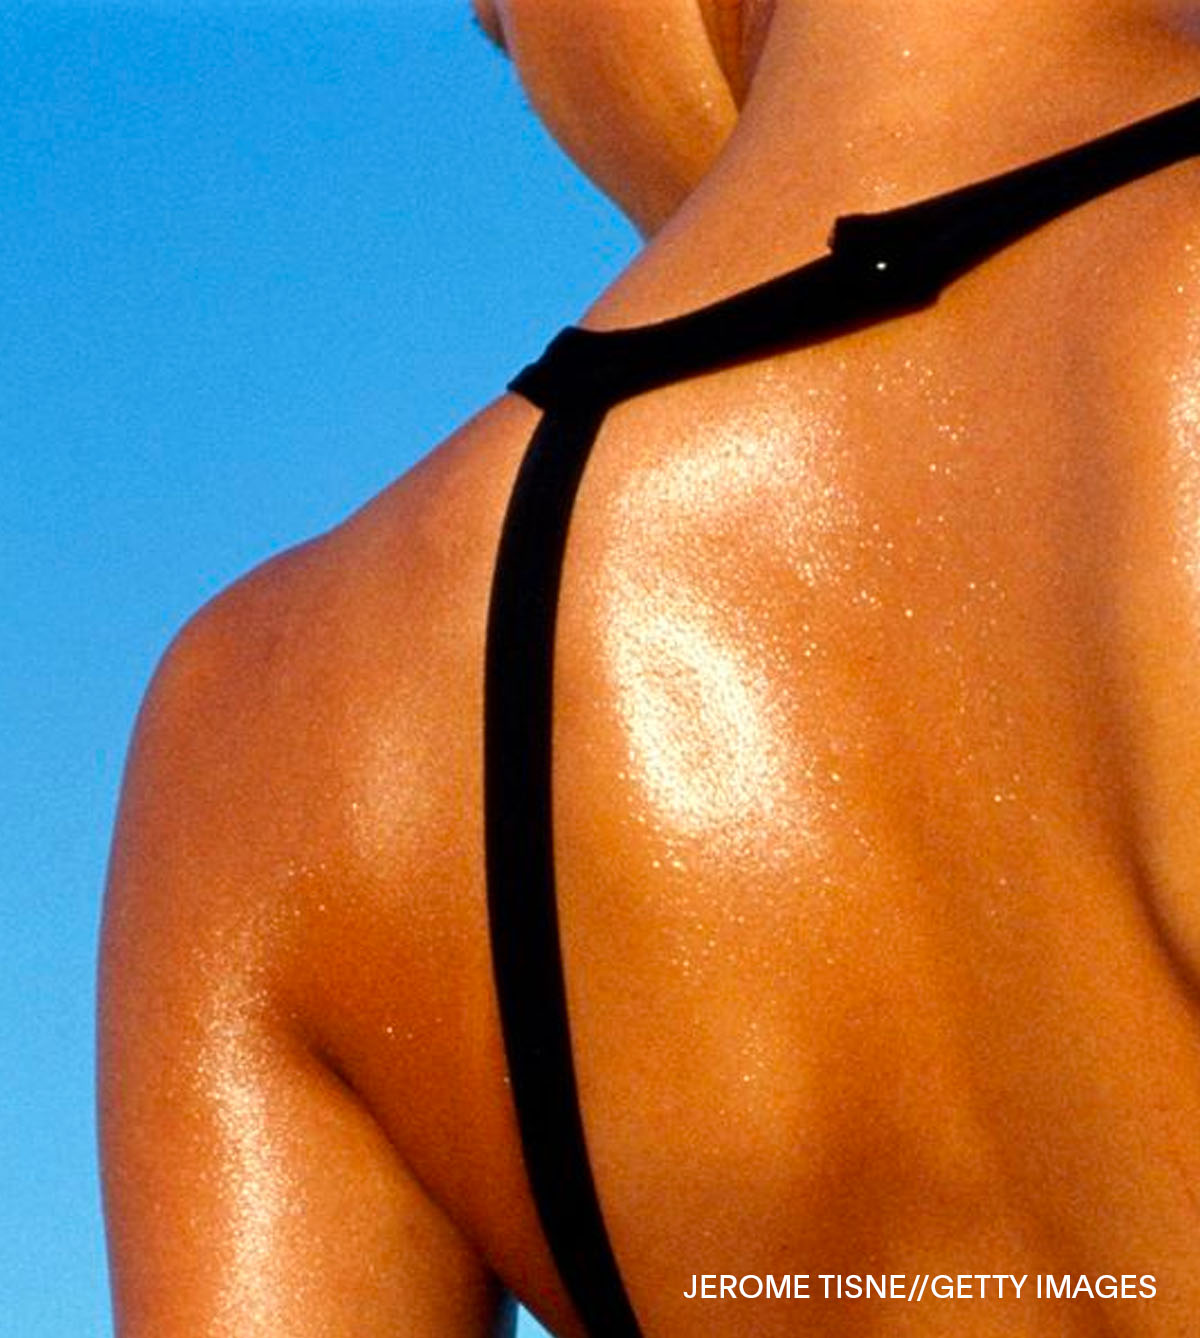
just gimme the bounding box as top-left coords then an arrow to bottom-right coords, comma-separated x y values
484,92 -> 1200,1338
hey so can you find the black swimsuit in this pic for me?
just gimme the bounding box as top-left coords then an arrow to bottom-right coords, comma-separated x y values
484,94 -> 1200,1338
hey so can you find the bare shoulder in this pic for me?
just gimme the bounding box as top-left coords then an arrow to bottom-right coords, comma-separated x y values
135,397 -> 531,807
100,394 -> 545,1335
103,391 -> 542,1044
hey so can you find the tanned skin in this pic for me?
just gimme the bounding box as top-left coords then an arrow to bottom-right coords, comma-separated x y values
101,2 -> 1200,1333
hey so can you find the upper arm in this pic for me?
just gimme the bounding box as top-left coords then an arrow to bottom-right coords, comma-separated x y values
99,584 -> 511,1338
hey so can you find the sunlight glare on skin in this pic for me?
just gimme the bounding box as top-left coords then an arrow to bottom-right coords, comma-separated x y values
196,966 -> 296,1334
1168,266 -> 1200,594
599,382 -> 856,863
608,581 -> 796,848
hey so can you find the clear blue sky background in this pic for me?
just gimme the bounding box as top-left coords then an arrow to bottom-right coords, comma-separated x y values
2,3 -> 636,1332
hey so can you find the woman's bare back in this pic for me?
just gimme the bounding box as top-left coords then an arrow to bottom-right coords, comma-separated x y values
101,3 -> 1200,1335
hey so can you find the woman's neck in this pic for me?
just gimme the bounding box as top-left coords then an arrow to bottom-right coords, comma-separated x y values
594,0 -> 1200,323
695,0 -> 1200,238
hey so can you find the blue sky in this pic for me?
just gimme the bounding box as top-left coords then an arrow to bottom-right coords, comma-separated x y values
2,3 -> 636,1332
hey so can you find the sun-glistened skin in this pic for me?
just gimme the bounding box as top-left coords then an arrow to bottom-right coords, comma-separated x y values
102,3 -> 1200,1336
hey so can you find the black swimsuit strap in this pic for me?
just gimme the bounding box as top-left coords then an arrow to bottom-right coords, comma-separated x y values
484,93 -> 1200,1338
511,93 -> 1200,414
